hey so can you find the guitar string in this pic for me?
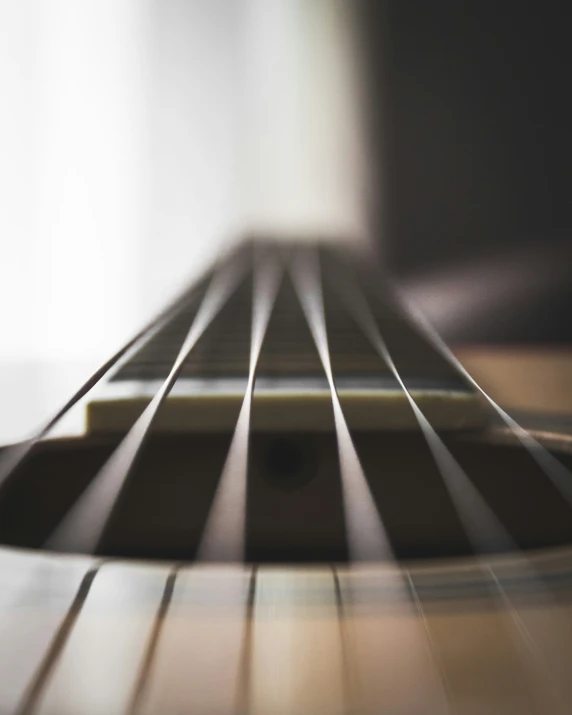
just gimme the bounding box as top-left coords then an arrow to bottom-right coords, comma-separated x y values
196,251 -> 283,562
329,565 -> 454,715
14,564 -> 102,715
390,290 -> 572,702
404,571 -> 455,707
338,271 -> 523,554
486,564 -> 569,714
337,272 -> 547,561
290,248 -> 452,711
330,566 -> 354,715
406,567 -> 566,714
8,246 -> 568,712
289,248 -> 392,562
127,566 -> 180,715
338,271 -> 572,707
5,243 -> 569,706
395,287 -> 572,508
0,281 -> 205,496
234,565 -> 258,715
44,253 -> 249,554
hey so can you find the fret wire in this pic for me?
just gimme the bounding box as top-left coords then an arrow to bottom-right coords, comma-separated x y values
408,565 -> 566,713
330,566 -> 353,715
235,565 -> 258,715
14,564 -> 101,715
0,285 -> 202,496
289,248 -> 392,561
45,256 -> 248,555
486,564 -> 568,711
488,564 -> 572,713
196,251 -> 283,562
333,565 -> 452,713
395,289 -> 572,508
127,567 -> 180,715
404,570 -> 454,707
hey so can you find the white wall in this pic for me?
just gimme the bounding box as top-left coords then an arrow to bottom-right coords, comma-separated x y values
0,0 -> 239,439
0,0 -> 369,439
0,0 -> 237,365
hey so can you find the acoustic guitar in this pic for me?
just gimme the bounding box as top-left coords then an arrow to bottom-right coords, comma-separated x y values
3,0 -> 572,711
1,239 -> 572,715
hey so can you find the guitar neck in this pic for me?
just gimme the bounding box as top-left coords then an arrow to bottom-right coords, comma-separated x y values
86,240 -> 484,434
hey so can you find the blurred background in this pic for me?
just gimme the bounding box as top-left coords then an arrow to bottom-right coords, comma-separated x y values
1,0 -> 571,438
359,0 -> 572,344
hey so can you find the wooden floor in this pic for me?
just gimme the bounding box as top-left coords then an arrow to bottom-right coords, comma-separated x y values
2,547 -> 572,714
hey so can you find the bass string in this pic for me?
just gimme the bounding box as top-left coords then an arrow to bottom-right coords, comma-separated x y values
0,278 -> 205,496
289,247 -> 393,562
45,252 -> 250,555
339,269 -> 572,704
395,288 -> 572,508
196,250 -> 283,562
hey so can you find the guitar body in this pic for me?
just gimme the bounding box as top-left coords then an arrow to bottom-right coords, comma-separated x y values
1,242 -> 572,715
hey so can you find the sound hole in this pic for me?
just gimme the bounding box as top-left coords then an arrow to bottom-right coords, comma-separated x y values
1,432 -> 572,562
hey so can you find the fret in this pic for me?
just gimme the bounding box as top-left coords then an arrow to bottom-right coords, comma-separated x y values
136,566 -> 252,715
1,237 -> 571,715
0,549 -> 94,715
0,0 -> 571,707
487,564 -> 572,710
335,567 -> 449,715
336,248 -> 572,709
86,242 -> 484,434
409,566 -> 558,715
30,562 -> 172,715
248,568 -> 346,715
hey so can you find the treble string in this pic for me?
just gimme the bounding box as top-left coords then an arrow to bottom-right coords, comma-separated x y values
338,272 -> 572,709
45,254 -> 249,554
338,277 -> 515,554
196,250 -> 283,562
394,288 -> 572,508
292,249 -> 453,713
289,248 -> 392,561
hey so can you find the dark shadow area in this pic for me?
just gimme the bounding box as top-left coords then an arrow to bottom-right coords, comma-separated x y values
357,0 -> 572,342
2,430 -> 572,562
